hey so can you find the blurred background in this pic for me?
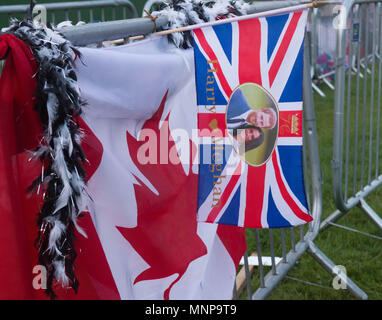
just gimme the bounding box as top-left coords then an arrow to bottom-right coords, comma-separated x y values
0,0 -> 147,27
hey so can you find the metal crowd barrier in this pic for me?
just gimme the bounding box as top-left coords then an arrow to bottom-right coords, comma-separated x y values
236,11 -> 367,298
321,0 -> 382,233
310,0 -> 380,98
310,3 -> 338,96
61,0 -> 313,46
142,0 -> 163,16
0,0 -> 371,300
0,0 -> 138,26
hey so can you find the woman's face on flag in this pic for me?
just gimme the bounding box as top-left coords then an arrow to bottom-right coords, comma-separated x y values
236,127 -> 261,143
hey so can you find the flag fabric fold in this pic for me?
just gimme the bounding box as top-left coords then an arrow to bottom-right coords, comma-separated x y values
0,34 -> 41,299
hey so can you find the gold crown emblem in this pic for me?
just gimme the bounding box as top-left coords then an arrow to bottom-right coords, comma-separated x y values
280,113 -> 300,135
290,114 -> 300,134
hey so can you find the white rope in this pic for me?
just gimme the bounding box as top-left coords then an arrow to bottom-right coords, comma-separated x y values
155,3 -> 313,36
328,222 -> 382,241
285,275 -> 332,289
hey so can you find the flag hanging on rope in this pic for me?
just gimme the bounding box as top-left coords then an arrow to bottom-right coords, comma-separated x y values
194,10 -> 313,228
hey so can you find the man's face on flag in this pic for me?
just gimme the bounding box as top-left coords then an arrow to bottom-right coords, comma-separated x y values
247,109 -> 275,129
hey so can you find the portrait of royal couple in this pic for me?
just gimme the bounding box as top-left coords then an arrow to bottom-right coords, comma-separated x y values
227,88 -> 277,155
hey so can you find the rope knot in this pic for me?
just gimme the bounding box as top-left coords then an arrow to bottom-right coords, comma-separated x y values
143,9 -> 158,33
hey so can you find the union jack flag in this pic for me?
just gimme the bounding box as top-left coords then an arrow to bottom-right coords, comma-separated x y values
194,10 -> 313,228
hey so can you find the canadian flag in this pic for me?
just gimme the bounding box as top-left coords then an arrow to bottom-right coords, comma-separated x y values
0,34 -> 246,299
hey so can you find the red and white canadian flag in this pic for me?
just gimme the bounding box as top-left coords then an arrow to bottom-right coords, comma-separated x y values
74,38 -> 246,299
0,34 -> 246,299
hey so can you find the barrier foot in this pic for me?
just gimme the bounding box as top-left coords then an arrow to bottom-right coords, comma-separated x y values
322,77 -> 335,90
359,198 -> 382,232
307,240 -> 368,300
252,240 -> 309,300
312,82 -> 326,97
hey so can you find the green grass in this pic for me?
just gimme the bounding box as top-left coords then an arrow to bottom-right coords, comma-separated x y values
240,73 -> 382,300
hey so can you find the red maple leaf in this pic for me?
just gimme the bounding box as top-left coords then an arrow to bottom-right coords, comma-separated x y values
117,91 -> 207,299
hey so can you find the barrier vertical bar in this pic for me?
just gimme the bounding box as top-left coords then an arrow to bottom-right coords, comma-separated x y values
232,282 -> 238,300
268,230 -> 277,275
302,112 -> 312,214
65,9 -> 69,21
101,7 -> 105,22
353,4 -> 362,196
376,3 -> 382,178
310,8 -> 319,78
367,6 -> 377,184
300,225 -> 304,241
360,4 -> 369,189
344,7 -> 353,200
89,8 -> 94,22
280,229 -> 287,263
302,25 -> 323,238
243,251 -> 252,299
290,227 -> 296,252
332,0 -> 351,213
254,229 -> 265,288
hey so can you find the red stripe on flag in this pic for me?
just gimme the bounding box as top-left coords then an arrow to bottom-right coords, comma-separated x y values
198,113 -> 227,137
271,152 -> 312,223
238,19 -> 262,85
206,162 -> 242,223
194,29 -> 233,98
244,165 -> 267,228
268,12 -> 302,87
278,110 -> 303,137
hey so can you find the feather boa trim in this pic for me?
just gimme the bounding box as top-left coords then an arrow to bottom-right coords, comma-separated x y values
152,0 -> 249,48
3,18 -> 88,299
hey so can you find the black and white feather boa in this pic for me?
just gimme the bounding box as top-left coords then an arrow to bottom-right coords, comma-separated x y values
152,0 -> 250,48
3,18 -> 87,298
